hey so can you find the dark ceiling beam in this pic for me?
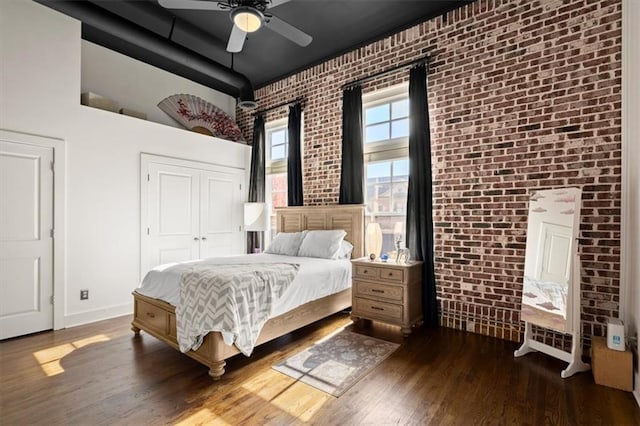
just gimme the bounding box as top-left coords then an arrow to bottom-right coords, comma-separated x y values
34,0 -> 254,104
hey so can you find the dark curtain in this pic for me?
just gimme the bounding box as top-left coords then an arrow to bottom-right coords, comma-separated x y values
339,85 -> 364,204
406,63 -> 438,327
247,113 -> 265,253
287,103 -> 303,206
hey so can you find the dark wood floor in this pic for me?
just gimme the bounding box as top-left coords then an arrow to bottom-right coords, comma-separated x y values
1,314 -> 638,425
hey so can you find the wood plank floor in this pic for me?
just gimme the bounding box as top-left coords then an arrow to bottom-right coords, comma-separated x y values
1,313 -> 638,425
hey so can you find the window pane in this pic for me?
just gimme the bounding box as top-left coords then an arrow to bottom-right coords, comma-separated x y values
270,129 -> 286,145
367,161 -> 391,179
365,123 -> 390,143
271,144 -> 286,160
266,172 -> 287,242
365,104 -> 389,125
393,159 -> 409,177
365,156 -> 409,256
270,173 -> 287,208
391,99 -> 409,119
391,118 -> 409,138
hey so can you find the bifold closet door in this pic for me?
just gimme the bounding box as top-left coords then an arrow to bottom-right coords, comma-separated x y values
143,157 -> 245,277
146,163 -> 200,273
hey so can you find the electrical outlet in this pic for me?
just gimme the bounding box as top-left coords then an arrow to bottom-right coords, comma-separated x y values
80,289 -> 89,300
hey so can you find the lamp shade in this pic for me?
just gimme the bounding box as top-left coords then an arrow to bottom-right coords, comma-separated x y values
365,222 -> 383,259
244,202 -> 269,232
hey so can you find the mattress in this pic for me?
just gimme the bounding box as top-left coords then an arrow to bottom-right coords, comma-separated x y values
136,253 -> 352,318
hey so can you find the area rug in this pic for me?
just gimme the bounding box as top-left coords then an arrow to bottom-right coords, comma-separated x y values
272,329 -> 399,397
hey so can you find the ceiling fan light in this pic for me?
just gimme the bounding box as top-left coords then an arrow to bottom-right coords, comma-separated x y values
232,7 -> 262,33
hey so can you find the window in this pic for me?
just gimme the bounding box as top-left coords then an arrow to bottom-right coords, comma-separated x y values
268,127 -> 288,162
363,85 -> 409,257
365,99 -> 409,144
265,119 -> 289,242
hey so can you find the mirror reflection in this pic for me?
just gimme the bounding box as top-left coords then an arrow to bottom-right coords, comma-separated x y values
521,187 -> 581,333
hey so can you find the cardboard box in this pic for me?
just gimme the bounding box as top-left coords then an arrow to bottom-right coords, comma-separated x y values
81,92 -> 119,113
591,336 -> 633,391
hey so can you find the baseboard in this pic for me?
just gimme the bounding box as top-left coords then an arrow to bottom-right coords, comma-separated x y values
64,302 -> 133,328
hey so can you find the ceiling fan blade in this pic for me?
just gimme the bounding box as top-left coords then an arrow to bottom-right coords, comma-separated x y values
157,0 -> 227,11
267,0 -> 291,8
266,15 -> 312,47
226,24 -> 247,53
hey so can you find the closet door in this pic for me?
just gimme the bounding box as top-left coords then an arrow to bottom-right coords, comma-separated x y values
200,170 -> 243,258
145,163 -> 200,274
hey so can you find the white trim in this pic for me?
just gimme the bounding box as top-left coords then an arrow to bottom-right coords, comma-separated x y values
0,129 -> 66,331
64,302 -> 133,328
362,83 -> 409,104
621,0 -> 630,325
622,0 -> 640,405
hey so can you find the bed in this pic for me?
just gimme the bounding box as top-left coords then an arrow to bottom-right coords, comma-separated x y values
131,205 -> 364,380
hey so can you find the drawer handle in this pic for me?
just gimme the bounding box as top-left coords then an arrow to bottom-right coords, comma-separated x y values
371,306 -> 384,311
388,272 -> 394,276
363,269 -> 368,273
146,312 -> 155,318
371,289 -> 385,293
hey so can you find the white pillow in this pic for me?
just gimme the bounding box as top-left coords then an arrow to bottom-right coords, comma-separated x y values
264,231 -> 307,256
335,240 -> 354,260
297,230 -> 347,259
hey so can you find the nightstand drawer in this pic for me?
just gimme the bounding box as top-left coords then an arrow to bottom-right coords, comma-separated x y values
378,267 -> 404,283
136,299 -> 168,334
355,281 -> 403,302
354,297 -> 403,322
354,264 -> 378,279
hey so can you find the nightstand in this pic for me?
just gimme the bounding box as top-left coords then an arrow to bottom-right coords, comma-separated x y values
351,258 -> 423,336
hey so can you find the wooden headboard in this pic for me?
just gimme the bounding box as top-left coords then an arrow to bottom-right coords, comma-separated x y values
275,205 -> 365,258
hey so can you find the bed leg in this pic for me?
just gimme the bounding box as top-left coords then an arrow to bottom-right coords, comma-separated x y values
208,361 -> 226,380
131,324 -> 141,335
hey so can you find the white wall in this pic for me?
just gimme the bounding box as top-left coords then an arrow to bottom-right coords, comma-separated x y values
623,0 -> 640,406
81,40 -> 236,127
0,0 -> 251,327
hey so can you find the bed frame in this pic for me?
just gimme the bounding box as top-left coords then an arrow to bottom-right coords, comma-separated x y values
131,204 -> 364,379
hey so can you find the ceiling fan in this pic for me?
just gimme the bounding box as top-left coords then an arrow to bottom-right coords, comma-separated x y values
157,0 -> 313,53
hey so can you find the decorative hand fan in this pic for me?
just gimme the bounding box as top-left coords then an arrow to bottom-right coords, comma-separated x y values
158,94 -> 246,143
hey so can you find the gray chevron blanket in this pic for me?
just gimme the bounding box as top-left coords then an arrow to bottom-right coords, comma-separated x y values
175,262 -> 299,356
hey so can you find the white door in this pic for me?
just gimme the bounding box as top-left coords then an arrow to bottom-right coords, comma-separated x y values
537,222 -> 573,284
142,156 -> 246,277
146,163 -> 200,274
200,171 -> 243,258
0,141 -> 54,339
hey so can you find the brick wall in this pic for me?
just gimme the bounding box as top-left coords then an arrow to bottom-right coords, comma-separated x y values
237,0 -> 623,345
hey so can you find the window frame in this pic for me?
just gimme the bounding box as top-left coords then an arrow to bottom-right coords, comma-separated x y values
363,84 -> 410,162
362,84 -> 410,255
266,118 -> 288,175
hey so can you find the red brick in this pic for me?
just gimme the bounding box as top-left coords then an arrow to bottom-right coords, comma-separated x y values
236,0 -> 622,348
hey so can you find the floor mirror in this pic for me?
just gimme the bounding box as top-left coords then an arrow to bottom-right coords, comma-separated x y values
514,187 -> 590,378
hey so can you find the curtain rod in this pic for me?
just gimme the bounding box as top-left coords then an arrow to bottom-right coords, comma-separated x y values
254,97 -> 304,116
342,55 -> 430,90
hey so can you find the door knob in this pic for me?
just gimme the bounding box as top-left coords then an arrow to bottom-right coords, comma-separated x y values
201,237 -> 207,241
193,237 -> 200,241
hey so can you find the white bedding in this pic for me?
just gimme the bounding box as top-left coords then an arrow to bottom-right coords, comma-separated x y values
522,275 -> 568,318
136,253 -> 352,319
